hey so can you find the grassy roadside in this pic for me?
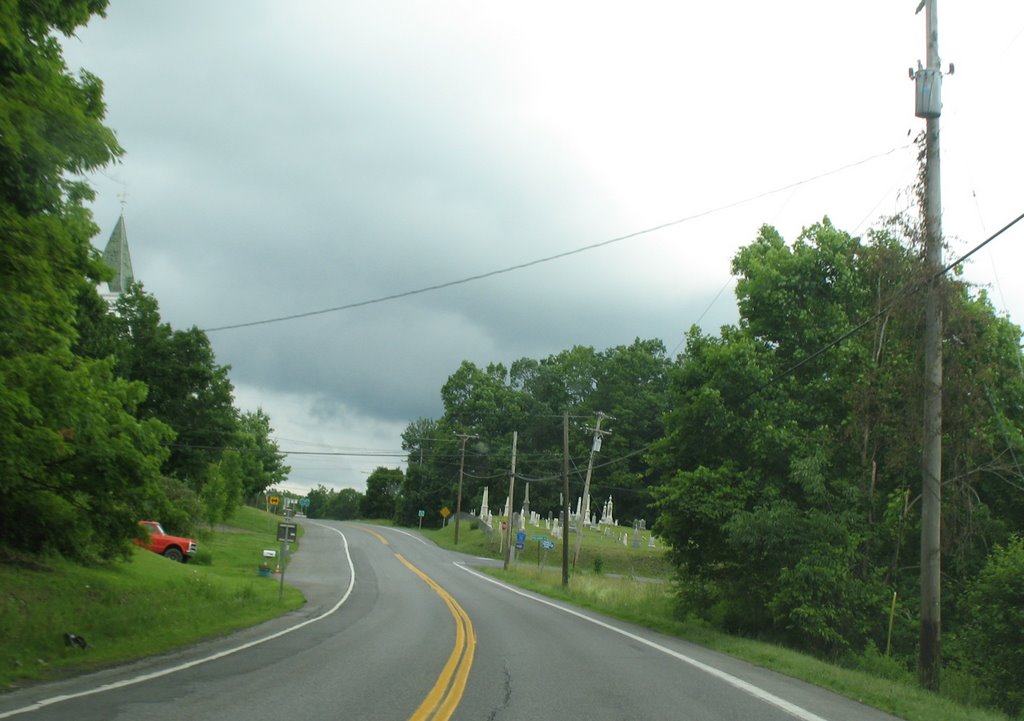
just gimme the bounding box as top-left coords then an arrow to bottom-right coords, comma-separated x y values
427,515 -> 674,577
0,506 -> 304,690
423,521 -> 1011,721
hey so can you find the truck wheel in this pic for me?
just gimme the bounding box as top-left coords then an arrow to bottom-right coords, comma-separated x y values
163,547 -> 184,562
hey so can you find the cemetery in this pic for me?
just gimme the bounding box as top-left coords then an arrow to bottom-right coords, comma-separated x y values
450,486 -> 672,579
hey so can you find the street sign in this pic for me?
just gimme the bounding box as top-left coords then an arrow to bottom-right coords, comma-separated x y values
277,522 -> 297,543
299,497 -> 310,508
440,507 -> 451,519
417,510 -> 425,518
541,540 -> 555,550
269,495 -> 280,506
515,530 -> 526,550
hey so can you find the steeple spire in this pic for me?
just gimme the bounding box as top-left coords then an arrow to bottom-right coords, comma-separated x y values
101,212 -> 134,294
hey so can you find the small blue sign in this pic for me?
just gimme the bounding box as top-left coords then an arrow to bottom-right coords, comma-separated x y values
515,530 -> 526,550
541,540 -> 555,550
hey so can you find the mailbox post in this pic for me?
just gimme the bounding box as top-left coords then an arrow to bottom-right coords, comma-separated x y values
277,522 -> 297,600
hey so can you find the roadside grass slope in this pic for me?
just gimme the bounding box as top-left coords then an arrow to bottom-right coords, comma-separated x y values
0,506 -> 302,689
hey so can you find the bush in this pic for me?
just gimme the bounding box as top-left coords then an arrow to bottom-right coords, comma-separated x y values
843,643 -> 913,684
958,535 -> 1024,716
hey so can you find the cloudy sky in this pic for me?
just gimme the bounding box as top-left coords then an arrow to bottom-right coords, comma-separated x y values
62,2 -> 1024,495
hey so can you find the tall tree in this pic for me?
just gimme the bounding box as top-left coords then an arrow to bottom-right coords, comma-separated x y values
234,408 -> 290,500
105,284 -> 238,489
0,0 -> 178,561
362,467 -> 403,520
650,219 -> 1024,659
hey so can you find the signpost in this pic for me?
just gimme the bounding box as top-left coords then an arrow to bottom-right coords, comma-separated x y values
276,522 -> 297,601
417,509 -> 425,530
532,535 -> 552,567
440,507 -> 451,526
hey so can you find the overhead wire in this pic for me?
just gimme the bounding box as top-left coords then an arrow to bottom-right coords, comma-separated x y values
198,212 -> 1024,494
490,210 -> 1024,484
202,144 -> 912,333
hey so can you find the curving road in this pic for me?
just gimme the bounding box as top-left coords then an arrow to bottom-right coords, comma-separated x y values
0,521 -> 905,721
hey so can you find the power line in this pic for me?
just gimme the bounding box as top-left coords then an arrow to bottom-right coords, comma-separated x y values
212,211 -> 1024,484
501,210 -> 1024,482
202,144 -> 911,333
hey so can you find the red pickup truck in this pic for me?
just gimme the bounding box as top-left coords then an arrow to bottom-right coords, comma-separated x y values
136,521 -> 197,563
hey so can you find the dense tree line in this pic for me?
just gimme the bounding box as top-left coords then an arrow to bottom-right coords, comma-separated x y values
398,338 -> 672,531
649,219 -> 1023,711
404,218 -> 1023,711
0,1 -> 288,563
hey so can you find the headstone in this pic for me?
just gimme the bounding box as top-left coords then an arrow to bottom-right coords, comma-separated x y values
480,487 -> 490,524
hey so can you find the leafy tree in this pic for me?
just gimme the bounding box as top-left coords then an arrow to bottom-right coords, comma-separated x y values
201,449 -> 245,526
394,462 -> 449,527
305,485 -> 364,520
956,536 -> 1024,716
305,485 -> 333,520
103,285 -> 238,489
651,218 -> 1024,659
361,467 -> 403,519
413,342 -> 672,529
328,488 -> 363,520
0,0 -> 184,561
589,339 -> 671,523
234,409 -> 290,500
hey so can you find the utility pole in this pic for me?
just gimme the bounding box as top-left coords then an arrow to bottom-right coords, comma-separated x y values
503,430 -> 518,571
562,411 -> 570,587
572,412 -> 612,569
453,432 -> 477,545
912,0 -> 945,691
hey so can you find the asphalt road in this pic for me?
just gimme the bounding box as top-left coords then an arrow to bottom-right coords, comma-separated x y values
0,521 -> 906,721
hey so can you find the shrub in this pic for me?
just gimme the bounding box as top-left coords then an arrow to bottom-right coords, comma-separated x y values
958,535 -> 1024,716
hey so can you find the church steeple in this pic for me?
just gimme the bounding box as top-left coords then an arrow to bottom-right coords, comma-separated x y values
101,212 -> 134,293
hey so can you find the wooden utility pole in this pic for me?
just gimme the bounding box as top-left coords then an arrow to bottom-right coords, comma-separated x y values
453,432 -> 477,545
913,0 -> 945,691
572,412 -> 611,569
562,411 -> 570,587
503,430 -> 518,571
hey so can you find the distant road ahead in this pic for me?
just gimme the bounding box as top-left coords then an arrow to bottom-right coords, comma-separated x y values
0,522 -> 903,721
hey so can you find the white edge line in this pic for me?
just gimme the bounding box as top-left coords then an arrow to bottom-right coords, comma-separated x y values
453,562 -> 831,721
0,523 -> 355,720
383,527 -> 429,545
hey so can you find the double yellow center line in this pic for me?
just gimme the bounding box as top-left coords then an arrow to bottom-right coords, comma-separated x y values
357,527 -> 475,720
398,553 -> 476,721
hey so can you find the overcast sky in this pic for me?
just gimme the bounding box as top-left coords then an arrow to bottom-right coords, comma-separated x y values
61,2 -> 1024,495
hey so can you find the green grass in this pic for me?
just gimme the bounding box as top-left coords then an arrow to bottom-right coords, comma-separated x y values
426,517 -> 674,578
425,521 -> 1013,721
0,506 -> 304,690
